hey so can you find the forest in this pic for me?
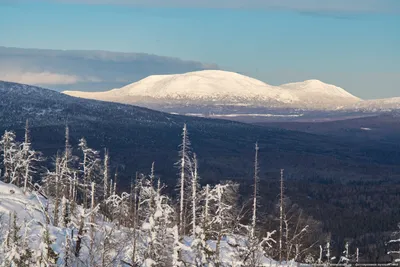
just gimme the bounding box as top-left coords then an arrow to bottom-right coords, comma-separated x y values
0,121 -> 399,266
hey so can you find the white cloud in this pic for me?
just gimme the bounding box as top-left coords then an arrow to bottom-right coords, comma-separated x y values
0,71 -> 101,85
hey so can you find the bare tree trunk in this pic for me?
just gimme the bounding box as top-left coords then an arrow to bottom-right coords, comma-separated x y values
109,178 -> 113,197
75,215 -> 84,257
113,170 -> 118,196
23,120 -> 30,193
192,154 -> 198,237
90,182 -> 96,265
279,169 -> 284,263
103,148 -> 109,201
131,174 -> 138,265
83,152 -> 88,209
179,124 -> 188,237
54,156 -> 61,227
149,162 -> 155,211
251,142 -> 259,239
215,234 -> 222,267
203,184 -> 209,230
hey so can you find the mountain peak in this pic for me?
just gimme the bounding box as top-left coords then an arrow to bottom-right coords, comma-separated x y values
280,79 -> 361,101
304,79 -> 325,85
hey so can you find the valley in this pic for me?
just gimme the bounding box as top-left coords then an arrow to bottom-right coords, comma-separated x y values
2,80 -> 400,260
1,3 -> 398,265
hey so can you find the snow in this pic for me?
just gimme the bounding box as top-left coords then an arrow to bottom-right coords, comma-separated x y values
280,79 -> 360,107
280,79 -> 355,98
0,182 -> 46,223
107,70 -> 297,103
0,181 -> 286,266
207,113 -> 304,118
64,70 -> 361,109
354,97 -> 400,111
183,113 -> 303,118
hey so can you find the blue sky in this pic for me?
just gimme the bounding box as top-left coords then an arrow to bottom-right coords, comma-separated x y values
0,0 -> 399,98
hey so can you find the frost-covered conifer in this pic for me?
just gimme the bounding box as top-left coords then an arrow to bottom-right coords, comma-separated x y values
2,213 -> 33,267
35,224 -> 58,266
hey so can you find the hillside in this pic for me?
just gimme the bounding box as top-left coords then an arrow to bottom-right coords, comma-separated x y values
2,80 -> 400,258
256,113 -> 400,143
355,97 -> 400,111
0,180 -> 278,266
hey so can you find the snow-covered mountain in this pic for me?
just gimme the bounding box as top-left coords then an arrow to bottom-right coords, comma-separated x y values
64,70 -> 361,110
354,97 -> 400,111
279,79 -> 360,109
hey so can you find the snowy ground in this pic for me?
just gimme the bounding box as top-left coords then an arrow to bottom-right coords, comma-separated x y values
0,182 -> 301,266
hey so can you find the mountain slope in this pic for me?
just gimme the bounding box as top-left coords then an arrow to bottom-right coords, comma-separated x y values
257,113 -> 400,143
0,182 -> 276,266
280,79 -> 360,108
355,97 -> 400,111
64,70 -> 361,109
3,80 -> 400,252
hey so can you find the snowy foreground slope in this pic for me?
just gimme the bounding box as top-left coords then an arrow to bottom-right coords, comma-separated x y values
64,70 -> 361,110
0,182 -> 285,266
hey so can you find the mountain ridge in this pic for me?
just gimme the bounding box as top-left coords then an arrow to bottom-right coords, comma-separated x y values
63,70 -> 361,109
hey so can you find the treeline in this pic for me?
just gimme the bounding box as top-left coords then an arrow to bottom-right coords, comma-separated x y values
0,121 -> 389,266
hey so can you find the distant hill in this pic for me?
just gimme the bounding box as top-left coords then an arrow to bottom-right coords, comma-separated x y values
63,70 -> 400,123
64,70 -> 361,110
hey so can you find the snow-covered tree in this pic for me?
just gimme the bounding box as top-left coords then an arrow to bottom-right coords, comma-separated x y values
78,137 -> 101,208
190,155 -> 215,266
326,240 -> 332,264
72,200 -> 100,260
124,175 -> 180,266
207,182 -> 240,266
52,155 -> 62,227
2,213 -> 33,267
21,119 -> 41,193
35,224 -> 58,266
0,123 -> 331,266
176,123 -> 192,237
0,131 -> 39,188
270,195 -> 322,263
60,125 -> 74,212
0,131 -> 18,183
388,223 -> 400,262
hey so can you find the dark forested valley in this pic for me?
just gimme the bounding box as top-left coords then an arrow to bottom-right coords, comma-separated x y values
2,81 -> 400,261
